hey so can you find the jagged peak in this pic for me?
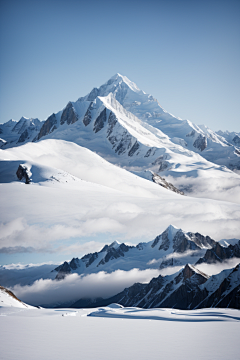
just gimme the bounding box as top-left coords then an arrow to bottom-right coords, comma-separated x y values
19,116 -> 29,121
81,73 -> 145,103
108,73 -> 142,93
165,224 -> 180,242
182,263 -> 209,279
109,240 -> 121,249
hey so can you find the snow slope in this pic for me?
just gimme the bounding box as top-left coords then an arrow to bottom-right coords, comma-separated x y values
0,285 -> 33,308
0,305 -> 239,360
0,139 -> 240,269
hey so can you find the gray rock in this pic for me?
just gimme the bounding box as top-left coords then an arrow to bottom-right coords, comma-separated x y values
60,102 -> 78,125
152,173 -> 184,195
93,108 -> 107,133
193,134 -> 207,151
37,113 -> 57,140
16,164 -> 31,184
83,102 -> 93,126
128,141 -> 140,157
17,129 -> 29,143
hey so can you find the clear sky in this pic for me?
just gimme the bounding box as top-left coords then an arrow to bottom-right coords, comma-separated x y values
0,0 -> 240,132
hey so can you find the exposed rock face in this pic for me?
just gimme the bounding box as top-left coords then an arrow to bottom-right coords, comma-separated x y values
151,228 -> 171,251
82,252 -> 99,268
54,241 -> 133,279
17,129 -> 29,143
128,141 -> 140,157
152,155 -> 170,172
12,118 -> 30,134
152,173 -> 184,195
196,240 -> 240,265
233,135 -> 240,146
151,227 -> 216,254
16,164 -> 31,184
193,134 -> 207,151
60,102 -> 78,125
97,243 -> 132,267
107,111 -> 117,137
93,108 -> 107,133
37,113 -> 57,140
83,102 -> 93,126
112,131 -> 132,155
55,261 -> 72,280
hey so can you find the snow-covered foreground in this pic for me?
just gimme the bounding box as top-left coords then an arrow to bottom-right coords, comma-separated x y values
0,305 -> 239,360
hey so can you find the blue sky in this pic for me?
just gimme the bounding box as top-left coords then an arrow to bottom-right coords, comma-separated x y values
0,0 -> 239,131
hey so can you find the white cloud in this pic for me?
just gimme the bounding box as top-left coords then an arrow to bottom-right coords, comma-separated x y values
195,258 -> 240,276
12,268 -> 162,306
164,174 -> 240,204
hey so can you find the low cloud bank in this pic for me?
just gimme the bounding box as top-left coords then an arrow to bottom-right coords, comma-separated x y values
165,174 -> 240,204
195,258 -> 240,276
12,268 -> 162,306
11,258 -> 240,306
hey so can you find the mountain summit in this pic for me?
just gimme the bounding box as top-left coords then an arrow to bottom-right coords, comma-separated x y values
1,73 -> 239,191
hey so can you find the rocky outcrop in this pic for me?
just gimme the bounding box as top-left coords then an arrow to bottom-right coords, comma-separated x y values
128,141 -> 140,157
60,102 -> 78,125
193,134 -> 207,151
107,111 -> 117,137
17,129 -> 29,143
196,240 -> 240,265
16,164 -> 31,184
55,261 -> 72,280
151,227 -> 216,253
81,252 -> 99,268
97,243 -> 132,267
83,102 -> 93,126
111,131 -> 132,155
93,108 -> 107,133
233,135 -> 240,146
37,113 -> 57,140
152,173 -> 184,195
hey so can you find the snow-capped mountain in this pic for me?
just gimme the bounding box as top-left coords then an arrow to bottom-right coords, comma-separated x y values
196,239 -> 240,265
0,117 -> 43,147
216,130 -> 240,147
1,74 -> 239,179
71,263 -> 240,310
53,225 -> 217,279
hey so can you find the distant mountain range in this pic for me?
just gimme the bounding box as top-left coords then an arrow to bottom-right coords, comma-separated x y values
53,224 -> 240,279
71,263 -> 240,310
0,224 -> 239,309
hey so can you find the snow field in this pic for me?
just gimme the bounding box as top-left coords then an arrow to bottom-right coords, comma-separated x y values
0,306 -> 239,360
